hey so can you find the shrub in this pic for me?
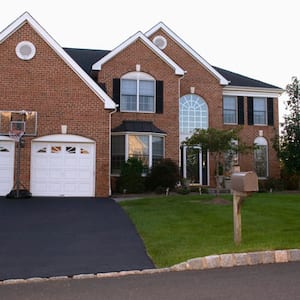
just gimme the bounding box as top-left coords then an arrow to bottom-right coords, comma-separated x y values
147,158 -> 179,191
117,157 -> 145,193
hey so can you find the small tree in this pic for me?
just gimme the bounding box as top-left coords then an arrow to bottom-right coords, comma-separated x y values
183,127 -> 253,194
274,77 -> 300,188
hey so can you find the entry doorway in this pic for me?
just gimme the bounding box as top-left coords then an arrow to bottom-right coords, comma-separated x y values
181,146 -> 209,185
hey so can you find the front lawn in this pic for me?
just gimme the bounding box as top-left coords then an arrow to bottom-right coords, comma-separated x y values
120,193 -> 300,268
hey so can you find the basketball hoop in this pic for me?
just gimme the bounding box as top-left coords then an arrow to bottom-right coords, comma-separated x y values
9,130 -> 24,142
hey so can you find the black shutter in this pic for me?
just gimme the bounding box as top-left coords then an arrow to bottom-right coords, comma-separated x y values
156,80 -> 164,114
267,98 -> 274,126
247,97 -> 254,125
237,96 -> 244,125
113,78 -> 120,111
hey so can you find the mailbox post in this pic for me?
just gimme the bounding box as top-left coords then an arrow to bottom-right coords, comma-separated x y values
231,172 -> 258,245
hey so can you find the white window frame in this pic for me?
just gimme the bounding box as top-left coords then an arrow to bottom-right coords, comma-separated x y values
179,94 -> 208,142
111,133 -> 165,175
254,136 -> 268,178
223,96 -> 237,124
120,72 -> 156,113
253,97 -> 267,125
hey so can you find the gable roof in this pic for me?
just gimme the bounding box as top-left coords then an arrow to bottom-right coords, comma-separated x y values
145,22 -> 230,86
92,31 -> 185,76
0,12 -> 116,109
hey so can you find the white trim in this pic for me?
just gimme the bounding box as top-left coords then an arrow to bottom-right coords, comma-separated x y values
32,134 -> 95,143
145,22 -> 229,86
92,31 -> 185,76
0,135 -> 16,141
223,86 -> 283,98
0,12 -> 116,109
15,41 -> 36,60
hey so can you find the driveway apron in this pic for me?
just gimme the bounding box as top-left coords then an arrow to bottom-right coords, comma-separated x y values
0,197 -> 154,280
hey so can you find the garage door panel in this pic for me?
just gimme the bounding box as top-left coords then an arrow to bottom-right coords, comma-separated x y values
0,140 -> 15,196
31,140 -> 95,197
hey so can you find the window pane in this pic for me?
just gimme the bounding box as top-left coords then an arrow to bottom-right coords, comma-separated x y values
121,95 -> 137,111
121,79 -> 137,111
139,95 -> 154,112
140,80 -> 154,96
128,135 -> 149,166
179,94 -> 208,138
253,98 -> 267,125
111,136 -> 125,174
224,96 -> 236,109
254,145 -> 268,177
139,80 -> 154,112
223,96 -> 237,124
122,79 -> 136,95
254,98 -> 266,110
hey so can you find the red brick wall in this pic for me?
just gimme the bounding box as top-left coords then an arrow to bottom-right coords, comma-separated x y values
0,22 -> 111,197
97,39 -> 181,164
100,29 -> 280,187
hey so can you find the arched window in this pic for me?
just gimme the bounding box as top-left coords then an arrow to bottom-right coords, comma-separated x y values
179,94 -> 208,141
254,137 -> 268,178
120,72 -> 155,112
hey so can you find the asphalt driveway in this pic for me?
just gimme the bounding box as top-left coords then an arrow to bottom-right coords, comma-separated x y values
0,197 -> 154,280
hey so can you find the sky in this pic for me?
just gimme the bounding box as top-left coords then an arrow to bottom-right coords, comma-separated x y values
1,0 -> 299,119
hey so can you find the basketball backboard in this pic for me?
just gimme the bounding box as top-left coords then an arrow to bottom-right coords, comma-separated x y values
0,111 -> 37,136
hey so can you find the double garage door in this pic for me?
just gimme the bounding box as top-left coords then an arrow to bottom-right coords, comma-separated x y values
31,140 -> 96,197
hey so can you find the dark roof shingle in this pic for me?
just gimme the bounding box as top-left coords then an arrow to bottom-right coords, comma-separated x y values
112,121 -> 166,134
64,47 -> 282,90
213,66 -> 281,89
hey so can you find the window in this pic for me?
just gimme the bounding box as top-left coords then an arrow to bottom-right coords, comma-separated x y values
253,97 -> 267,125
120,72 -> 155,112
224,140 -> 238,174
179,94 -> 208,142
254,137 -> 268,178
248,97 -> 274,126
111,136 -> 125,174
111,134 -> 164,174
223,96 -> 237,124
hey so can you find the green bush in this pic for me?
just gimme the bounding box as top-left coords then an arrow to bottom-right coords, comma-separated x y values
147,158 -> 179,191
117,157 -> 145,193
259,177 -> 285,192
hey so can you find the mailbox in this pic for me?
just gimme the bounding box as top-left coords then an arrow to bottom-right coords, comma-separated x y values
231,171 -> 258,193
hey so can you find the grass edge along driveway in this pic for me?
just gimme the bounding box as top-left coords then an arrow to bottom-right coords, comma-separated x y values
120,193 -> 300,268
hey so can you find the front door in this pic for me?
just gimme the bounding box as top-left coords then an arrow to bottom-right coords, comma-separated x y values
181,146 -> 208,185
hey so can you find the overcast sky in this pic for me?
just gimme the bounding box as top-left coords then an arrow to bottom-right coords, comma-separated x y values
1,0 -> 299,118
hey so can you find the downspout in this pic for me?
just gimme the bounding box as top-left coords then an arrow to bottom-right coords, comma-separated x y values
108,106 -> 118,196
178,71 -> 186,174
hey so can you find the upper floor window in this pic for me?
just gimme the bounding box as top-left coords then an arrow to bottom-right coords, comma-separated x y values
223,96 -> 237,124
223,96 -> 244,125
179,94 -> 208,142
248,97 -> 274,126
120,72 -> 155,113
253,97 -> 267,125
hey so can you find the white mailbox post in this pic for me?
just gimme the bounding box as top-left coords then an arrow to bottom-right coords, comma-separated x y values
231,172 -> 258,245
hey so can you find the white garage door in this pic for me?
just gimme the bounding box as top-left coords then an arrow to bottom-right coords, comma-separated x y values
0,139 -> 15,196
31,135 -> 96,197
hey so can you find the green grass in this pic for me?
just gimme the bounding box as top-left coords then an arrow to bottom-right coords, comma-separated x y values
120,193 -> 300,268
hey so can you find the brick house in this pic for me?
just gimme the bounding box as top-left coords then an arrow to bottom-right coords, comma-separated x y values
0,12 -> 283,197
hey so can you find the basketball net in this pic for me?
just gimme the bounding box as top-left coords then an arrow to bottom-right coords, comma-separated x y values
9,130 -> 24,142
